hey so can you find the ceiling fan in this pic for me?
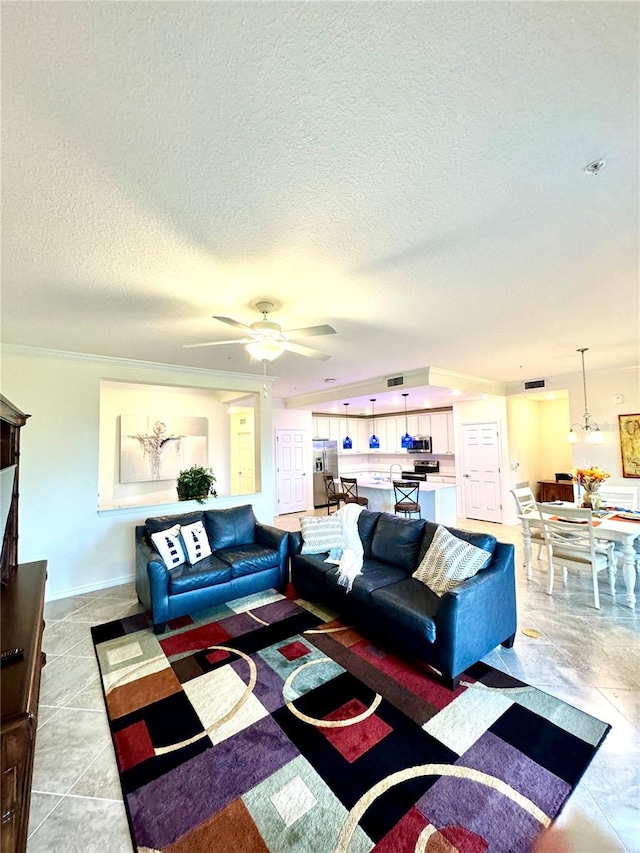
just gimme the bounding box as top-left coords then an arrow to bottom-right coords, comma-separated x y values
183,300 -> 337,361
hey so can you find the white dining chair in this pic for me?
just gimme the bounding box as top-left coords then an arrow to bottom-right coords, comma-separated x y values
510,487 -> 545,561
598,485 -> 640,570
535,502 -> 616,609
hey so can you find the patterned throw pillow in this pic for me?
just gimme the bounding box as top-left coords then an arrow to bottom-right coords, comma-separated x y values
412,525 -> 491,596
180,521 -> 213,565
300,516 -> 346,555
150,524 -> 187,568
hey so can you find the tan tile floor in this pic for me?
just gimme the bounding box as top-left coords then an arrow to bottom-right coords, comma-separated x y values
27,512 -> 640,852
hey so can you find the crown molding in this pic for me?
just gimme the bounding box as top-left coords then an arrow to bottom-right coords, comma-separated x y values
0,344 -> 275,384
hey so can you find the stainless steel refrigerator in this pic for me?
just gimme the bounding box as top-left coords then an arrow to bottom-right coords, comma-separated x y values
312,439 -> 338,508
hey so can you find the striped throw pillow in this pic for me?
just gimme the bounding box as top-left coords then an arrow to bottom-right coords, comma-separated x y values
300,516 -> 346,555
412,525 -> 490,596
180,521 -> 213,565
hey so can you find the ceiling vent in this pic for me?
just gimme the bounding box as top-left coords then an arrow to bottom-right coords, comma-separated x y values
386,376 -> 404,388
524,379 -> 546,390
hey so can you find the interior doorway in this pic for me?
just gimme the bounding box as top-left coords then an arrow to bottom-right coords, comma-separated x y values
461,422 -> 503,523
275,429 -> 308,514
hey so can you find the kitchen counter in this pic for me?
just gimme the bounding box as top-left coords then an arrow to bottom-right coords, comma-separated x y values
355,478 -> 457,526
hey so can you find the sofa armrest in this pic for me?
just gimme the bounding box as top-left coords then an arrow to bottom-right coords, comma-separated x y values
436,542 -> 517,677
289,531 -> 303,556
135,527 -> 171,625
255,522 -> 288,554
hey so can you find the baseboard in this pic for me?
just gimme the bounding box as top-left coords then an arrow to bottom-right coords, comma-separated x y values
45,573 -> 135,602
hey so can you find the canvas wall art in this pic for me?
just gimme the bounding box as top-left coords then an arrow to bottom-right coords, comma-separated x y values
619,413 -> 640,478
119,415 -> 208,484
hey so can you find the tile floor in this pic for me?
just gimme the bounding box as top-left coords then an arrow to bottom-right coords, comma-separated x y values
27,513 -> 640,852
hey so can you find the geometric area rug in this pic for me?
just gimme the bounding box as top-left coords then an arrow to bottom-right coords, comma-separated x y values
91,590 -> 610,853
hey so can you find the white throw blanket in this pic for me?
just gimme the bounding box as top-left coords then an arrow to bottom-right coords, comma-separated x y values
335,502 -> 365,592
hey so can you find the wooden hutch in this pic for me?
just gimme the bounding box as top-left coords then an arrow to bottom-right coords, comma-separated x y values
1,395 -> 47,853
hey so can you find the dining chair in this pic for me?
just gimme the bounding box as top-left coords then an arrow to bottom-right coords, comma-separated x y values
339,477 -> 369,508
323,474 -> 343,515
598,485 -> 640,569
510,486 -> 545,561
535,501 -> 616,609
392,480 -> 421,518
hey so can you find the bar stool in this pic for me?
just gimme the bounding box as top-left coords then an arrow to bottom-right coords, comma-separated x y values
392,481 -> 421,518
339,477 -> 369,508
323,474 -> 343,515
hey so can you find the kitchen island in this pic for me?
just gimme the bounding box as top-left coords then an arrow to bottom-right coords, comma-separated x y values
355,478 -> 457,526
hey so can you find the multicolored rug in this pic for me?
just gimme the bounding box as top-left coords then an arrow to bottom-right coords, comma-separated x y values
91,591 -> 610,853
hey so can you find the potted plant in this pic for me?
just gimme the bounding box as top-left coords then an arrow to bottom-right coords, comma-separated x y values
176,465 -> 218,504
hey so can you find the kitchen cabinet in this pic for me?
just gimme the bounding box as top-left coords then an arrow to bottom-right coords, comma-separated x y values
328,418 -> 343,444
312,417 -> 331,439
417,414 -> 431,437
430,411 -> 455,454
356,420 -> 370,453
407,414 -> 420,437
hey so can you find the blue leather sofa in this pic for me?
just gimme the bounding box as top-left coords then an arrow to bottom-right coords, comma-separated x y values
135,504 -> 289,633
290,510 -> 516,690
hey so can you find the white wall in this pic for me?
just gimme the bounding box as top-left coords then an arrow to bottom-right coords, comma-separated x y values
539,397 -> 573,479
2,347 -> 276,600
506,397 -> 542,493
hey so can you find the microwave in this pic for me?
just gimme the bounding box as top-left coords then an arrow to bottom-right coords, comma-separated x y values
407,436 -> 432,453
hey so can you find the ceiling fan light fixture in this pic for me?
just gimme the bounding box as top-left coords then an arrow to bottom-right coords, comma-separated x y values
245,340 -> 285,361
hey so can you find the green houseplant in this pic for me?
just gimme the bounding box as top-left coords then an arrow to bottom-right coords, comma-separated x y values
176,465 -> 218,504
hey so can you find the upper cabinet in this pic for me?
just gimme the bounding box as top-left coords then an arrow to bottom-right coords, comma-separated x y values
430,411 -> 454,454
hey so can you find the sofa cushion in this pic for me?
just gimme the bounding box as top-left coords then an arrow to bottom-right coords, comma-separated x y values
204,505 -> 256,550
216,545 -> 281,578
326,559 -> 406,604
146,511 -> 203,537
357,511 -> 381,558
413,525 -> 492,595
370,578 -> 440,644
150,524 -> 187,568
370,513 -> 426,570
168,555 -> 232,594
300,515 -> 345,555
180,520 -> 213,565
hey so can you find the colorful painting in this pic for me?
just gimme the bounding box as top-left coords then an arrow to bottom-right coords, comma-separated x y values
619,414 -> 640,478
119,415 -> 208,483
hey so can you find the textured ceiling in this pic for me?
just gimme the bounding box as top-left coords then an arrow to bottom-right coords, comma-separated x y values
2,2 -> 638,411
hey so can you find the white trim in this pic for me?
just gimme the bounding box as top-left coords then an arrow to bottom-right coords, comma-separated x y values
1,343 -> 275,384
45,574 -> 135,602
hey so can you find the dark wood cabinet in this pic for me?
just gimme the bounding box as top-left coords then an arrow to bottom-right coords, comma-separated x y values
1,396 -> 46,853
538,480 -> 575,503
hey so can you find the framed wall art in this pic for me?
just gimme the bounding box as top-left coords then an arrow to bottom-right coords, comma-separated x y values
119,415 -> 208,483
618,413 -> 640,478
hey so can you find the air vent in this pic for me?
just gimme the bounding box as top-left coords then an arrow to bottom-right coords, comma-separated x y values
387,376 -> 404,388
524,379 -> 546,390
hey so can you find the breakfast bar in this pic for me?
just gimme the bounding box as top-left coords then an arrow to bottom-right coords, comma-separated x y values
355,478 -> 457,526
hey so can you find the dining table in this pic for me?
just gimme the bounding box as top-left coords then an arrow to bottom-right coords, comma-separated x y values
518,503 -> 640,609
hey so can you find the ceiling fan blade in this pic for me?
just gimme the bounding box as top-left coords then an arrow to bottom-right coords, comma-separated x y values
182,338 -> 251,349
212,315 -> 254,333
282,341 -> 332,361
283,324 -> 337,340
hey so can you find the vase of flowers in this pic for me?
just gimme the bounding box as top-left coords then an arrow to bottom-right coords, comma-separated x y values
573,466 -> 610,511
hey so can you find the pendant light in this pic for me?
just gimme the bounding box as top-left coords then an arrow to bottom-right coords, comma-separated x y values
567,348 -> 603,444
369,399 -> 380,449
342,403 -> 352,450
401,393 -> 413,448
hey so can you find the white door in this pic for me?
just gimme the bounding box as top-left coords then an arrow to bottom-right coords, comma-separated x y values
235,432 -> 255,494
276,429 -> 308,514
461,423 -> 502,522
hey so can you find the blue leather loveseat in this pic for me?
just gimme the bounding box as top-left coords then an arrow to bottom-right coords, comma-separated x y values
135,504 -> 288,633
290,510 -> 516,689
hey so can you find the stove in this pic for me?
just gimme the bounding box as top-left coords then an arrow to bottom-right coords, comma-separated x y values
399,461 -> 440,481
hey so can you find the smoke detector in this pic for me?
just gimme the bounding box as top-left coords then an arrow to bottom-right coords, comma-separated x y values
584,158 -> 607,176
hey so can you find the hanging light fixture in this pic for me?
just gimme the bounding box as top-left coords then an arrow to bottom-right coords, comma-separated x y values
567,347 -> 603,444
369,399 -> 380,449
342,403 -> 352,450
401,392 -> 413,449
